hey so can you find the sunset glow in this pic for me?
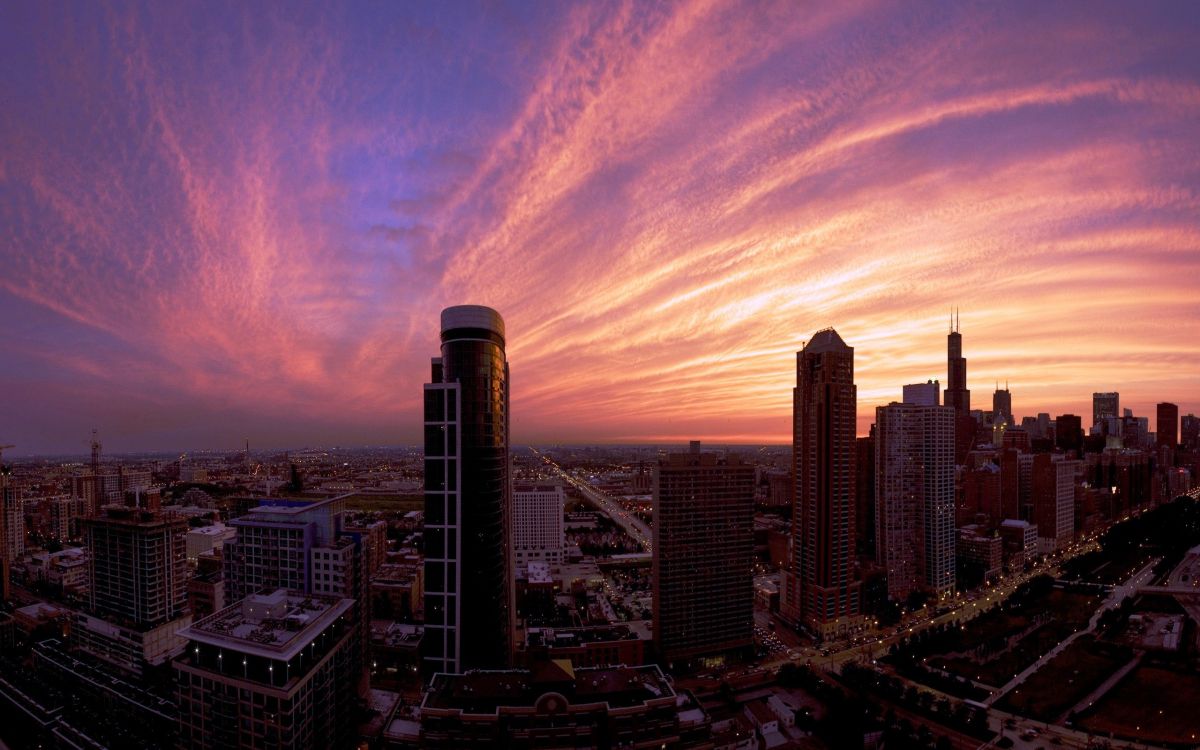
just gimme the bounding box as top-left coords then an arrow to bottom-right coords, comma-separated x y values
2,1 -> 1198,452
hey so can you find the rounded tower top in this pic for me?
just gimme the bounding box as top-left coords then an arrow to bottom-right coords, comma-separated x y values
441,305 -> 505,343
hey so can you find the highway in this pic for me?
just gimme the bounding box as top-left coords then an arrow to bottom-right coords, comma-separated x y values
533,449 -> 653,553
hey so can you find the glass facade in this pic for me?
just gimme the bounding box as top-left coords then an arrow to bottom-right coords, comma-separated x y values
423,306 -> 511,674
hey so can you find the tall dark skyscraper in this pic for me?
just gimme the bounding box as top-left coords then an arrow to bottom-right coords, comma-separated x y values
652,445 -> 754,665
1092,392 -> 1120,429
1183,414 -> 1200,451
944,310 -> 970,416
422,305 -> 511,675
993,383 -> 1012,422
1157,402 -> 1179,448
783,328 -> 860,639
1055,413 -> 1084,454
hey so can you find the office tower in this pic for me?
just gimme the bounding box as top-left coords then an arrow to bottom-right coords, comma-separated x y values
512,483 -> 565,568
1032,455 -> 1077,553
784,328 -> 860,638
960,462 -> 1001,526
999,448 -> 1022,520
902,380 -> 940,406
1092,392 -> 1120,430
1157,402 -> 1179,448
1002,427 -> 1031,452
85,506 -> 188,627
1183,414 -> 1200,451
653,447 -> 754,665
1056,414 -> 1084,454
1035,412 -> 1053,440
944,310 -> 970,416
875,403 -> 956,602
855,431 -> 876,560
423,305 -> 511,674
993,384 -> 1012,422
175,590 -> 359,749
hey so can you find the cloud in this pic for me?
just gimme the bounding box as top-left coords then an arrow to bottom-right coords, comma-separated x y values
1,0 -> 1198,452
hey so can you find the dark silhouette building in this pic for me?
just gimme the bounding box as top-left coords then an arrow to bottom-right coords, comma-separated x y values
1157,402 -> 1179,448
944,310 -> 970,416
1183,413 -> 1200,451
1055,414 -> 1084,454
1092,392 -> 1120,430
993,384 -> 1012,422
855,431 -> 876,560
783,328 -> 861,639
652,445 -> 754,665
422,305 -> 512,675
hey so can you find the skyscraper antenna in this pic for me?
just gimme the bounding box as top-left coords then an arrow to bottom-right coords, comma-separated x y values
949,308 -> 953,333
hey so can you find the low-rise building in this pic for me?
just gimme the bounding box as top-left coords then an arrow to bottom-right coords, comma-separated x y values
520,624 -> 648,669
185,524 -> 236,561
414,661 -> 711,749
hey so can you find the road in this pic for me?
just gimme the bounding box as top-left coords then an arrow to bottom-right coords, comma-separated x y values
534,449 -> 653,553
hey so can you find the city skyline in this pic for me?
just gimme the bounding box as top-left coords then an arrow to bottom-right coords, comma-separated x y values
4,2 -> 1200,453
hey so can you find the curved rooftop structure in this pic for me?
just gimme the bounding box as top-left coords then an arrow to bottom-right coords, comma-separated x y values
441,305 -> 505,343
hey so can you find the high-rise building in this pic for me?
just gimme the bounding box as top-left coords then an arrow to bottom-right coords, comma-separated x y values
1157,402 -> 1179,448
784,328 -> 860,638
653,447 -> 754,665
944,310 -> 970,416
1183,414 -> 1200,451
423,305 -> 511,675
2,482 -> 23,566
175,590 -> 360,749
1055,414 -> 1084,454
1092,392 -> 1120,430
902,380 -> 940,407
999,448 -> 1022,521
855,431 -> 876,560
1032,455 -> 1077,554
512,484 -> 565,569
993,384 -> 1012,422
75,506 -> 192,675
0,465 -> 14,602
223,494 -> 370,696
84,506 -> 189,627
875,403 -> 956,602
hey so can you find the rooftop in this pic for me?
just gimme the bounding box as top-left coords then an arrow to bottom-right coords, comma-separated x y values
424,663 -> 675,715
241,493 -> 351,518
182,589 -> 353,661
525,624 -> 641,648
803,327 -> 850,354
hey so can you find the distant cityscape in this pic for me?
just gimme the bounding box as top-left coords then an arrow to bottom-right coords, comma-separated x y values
0,304 -> 1197,749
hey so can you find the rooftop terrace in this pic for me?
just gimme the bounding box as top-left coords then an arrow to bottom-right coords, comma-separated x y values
424,662 -> 674,715
182,589 -> 352,661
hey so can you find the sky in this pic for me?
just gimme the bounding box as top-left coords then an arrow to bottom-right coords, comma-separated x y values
2,1 -> 1199,455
